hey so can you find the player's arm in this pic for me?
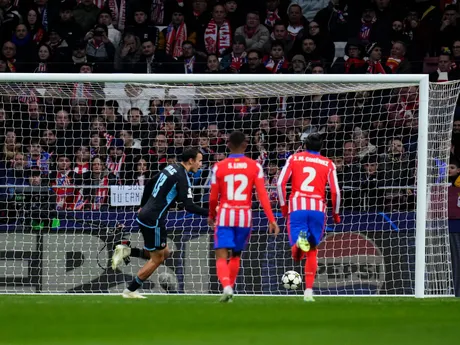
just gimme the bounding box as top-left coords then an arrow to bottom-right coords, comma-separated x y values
328,163 -> 341,224
139,173 -> 159,209
276,156 -> 293,217
208,164 -> 219,222
176,173 -> 208,217
254,163 -> 279,236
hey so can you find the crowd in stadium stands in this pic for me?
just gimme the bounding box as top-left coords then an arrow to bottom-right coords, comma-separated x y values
1,0 -> 460,221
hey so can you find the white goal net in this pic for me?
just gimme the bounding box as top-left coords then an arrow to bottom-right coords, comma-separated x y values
0,74 -> 458,296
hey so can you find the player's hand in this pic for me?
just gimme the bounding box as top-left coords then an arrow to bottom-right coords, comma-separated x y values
333,214 -> 341,224
207,217 -> 216,228
268,221 -> 280,237
281,205 -> 288,218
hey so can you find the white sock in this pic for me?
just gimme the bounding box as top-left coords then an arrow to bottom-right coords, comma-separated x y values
304,288 -> 313,297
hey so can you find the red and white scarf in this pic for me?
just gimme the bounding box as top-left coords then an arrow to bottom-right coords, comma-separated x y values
366,61 -> 387,74
53,170 -> 76,210
265,9 -> 281,28
7,59 -> 16,72
74,162 -> 89,175
108,0 -> 126,31
287,25 -> 303,38
437,69 -> 449,82
263,56 -> 287,73
204,19 -> 232,55
106,153 -> 126,177
166,22 -> 187,57
359,18 -> 376,42
74,175 -> 110,211
230,53 -> 246,71
386,57 -> 403,73
72,82 -> 92,105
344,56 -> 365,73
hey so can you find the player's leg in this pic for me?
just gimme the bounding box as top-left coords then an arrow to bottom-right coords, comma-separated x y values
123,223 -> 169,299
229,227 -> 251,288
303,211 -> 326,302
214,226 -> 235,302
288,211 -> 309,261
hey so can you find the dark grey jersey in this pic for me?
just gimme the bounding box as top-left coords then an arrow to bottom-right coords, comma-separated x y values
137,164 -> 208,227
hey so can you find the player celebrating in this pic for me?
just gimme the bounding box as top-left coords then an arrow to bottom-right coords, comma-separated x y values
277,133 -> 341,302
208,131 -> 280,302
114,148 -> 208,299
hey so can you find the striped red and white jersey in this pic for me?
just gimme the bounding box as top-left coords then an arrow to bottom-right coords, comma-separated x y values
277,151 -> 341,215
209,154 -> 275,228
217,207 -> 253,228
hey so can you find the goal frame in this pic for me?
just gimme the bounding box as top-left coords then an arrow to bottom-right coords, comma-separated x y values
0,73 -> 431,298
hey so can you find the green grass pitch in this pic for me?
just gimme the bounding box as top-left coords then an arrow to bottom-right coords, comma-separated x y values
1,295 -> 459,345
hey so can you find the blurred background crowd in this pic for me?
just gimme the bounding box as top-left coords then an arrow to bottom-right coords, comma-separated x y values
0,0 -> 460,224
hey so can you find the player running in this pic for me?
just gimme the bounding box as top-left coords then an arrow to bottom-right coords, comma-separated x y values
277,133 -> 341,302
114,148 -> 208,299
208,131 -> 280,302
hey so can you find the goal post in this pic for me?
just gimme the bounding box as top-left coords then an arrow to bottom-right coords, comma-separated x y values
0,73 -> 457,297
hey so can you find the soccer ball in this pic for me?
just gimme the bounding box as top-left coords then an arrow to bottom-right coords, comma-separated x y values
282,270 -> 302,290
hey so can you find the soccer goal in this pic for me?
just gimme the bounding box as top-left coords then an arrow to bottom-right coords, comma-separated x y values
0,73 -> 458,298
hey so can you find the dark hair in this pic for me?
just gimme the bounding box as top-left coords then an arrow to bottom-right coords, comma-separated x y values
271,40 -> 285,51
181,147 -> 200,162
228,131 -> 247,148
247,49 -> 262,59
303,133 -> 323,152
451,158 -> 460,168
273,20 -> 286,28
182,40 -> 195,48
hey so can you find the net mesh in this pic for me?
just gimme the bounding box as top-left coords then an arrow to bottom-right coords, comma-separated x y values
0,78 -> 458,296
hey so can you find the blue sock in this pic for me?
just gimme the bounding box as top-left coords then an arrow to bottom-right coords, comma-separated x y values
127,276 -> 144,292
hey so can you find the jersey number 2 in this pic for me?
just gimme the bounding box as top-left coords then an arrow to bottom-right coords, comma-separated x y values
224,174 -> 248,201
301,167 -> 317,192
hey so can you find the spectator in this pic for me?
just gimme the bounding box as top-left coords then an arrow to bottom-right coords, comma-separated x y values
186,0 -> 212,42
49,154 -> 79,210
386,41 -> 412,74
261,0 -> 285,32
12,24 -> 37,71
449,157 -> 460,186
262,21 -> 294,56
97,10 -> 121,47
429,49 -> 460,82
125,8 -> 160,44
437,4 -> 460,53
0,0 -> 22,42
114,33 -> 141,73
125,157 -> 150,186
360,154 -> 380,209
330,39 -> 365,74
73,0 -> 101,34
73,145 -> 91,175
351,5 -> 377,46
302,20 -> 335,66
117,84 -> 150,119
45,28 -> 71,63
286,3 -> 308,39
203,4 -> 232,57
147,133 -> 168,172
353,128 -> 376,160
240,49 -> 269,74
357,42 -> 392,74
174,40 -> 206,74
76,156 -> 118,211
101,100 -> 123,135
311,62 -> 325,73
2,41 -> 19,72
297,36 -> 322,65
320,114 -> 345,157
40,129 -> 57,156
86,24 -> 116,73
291,0 -> 328,22
289,54 -> 307,74
220,35 -> 247,73
314,0 -> 350,42
57,3 -> 83,49
134,39 -> 171,74
205,53 -> 221,73
160,5 -> 196,58
2,130 -> 21,163
235,11 -> 270,51
223,0 -> 245,31
25,138 -> 51,176
262,40 -> 289,73
33,44 -> 54,73
25,8 -> 45,45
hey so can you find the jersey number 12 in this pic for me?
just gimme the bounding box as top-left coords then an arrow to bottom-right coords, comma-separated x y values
224,174 -> 248,201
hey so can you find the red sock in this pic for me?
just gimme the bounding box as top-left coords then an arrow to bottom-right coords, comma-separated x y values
228,256 -> 241,287
216,258 -> 231,288
291,245 -> 304,262
304,249 -> 318,289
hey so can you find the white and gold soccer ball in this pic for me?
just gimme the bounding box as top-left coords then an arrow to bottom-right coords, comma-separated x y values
281,270 -> 302,290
